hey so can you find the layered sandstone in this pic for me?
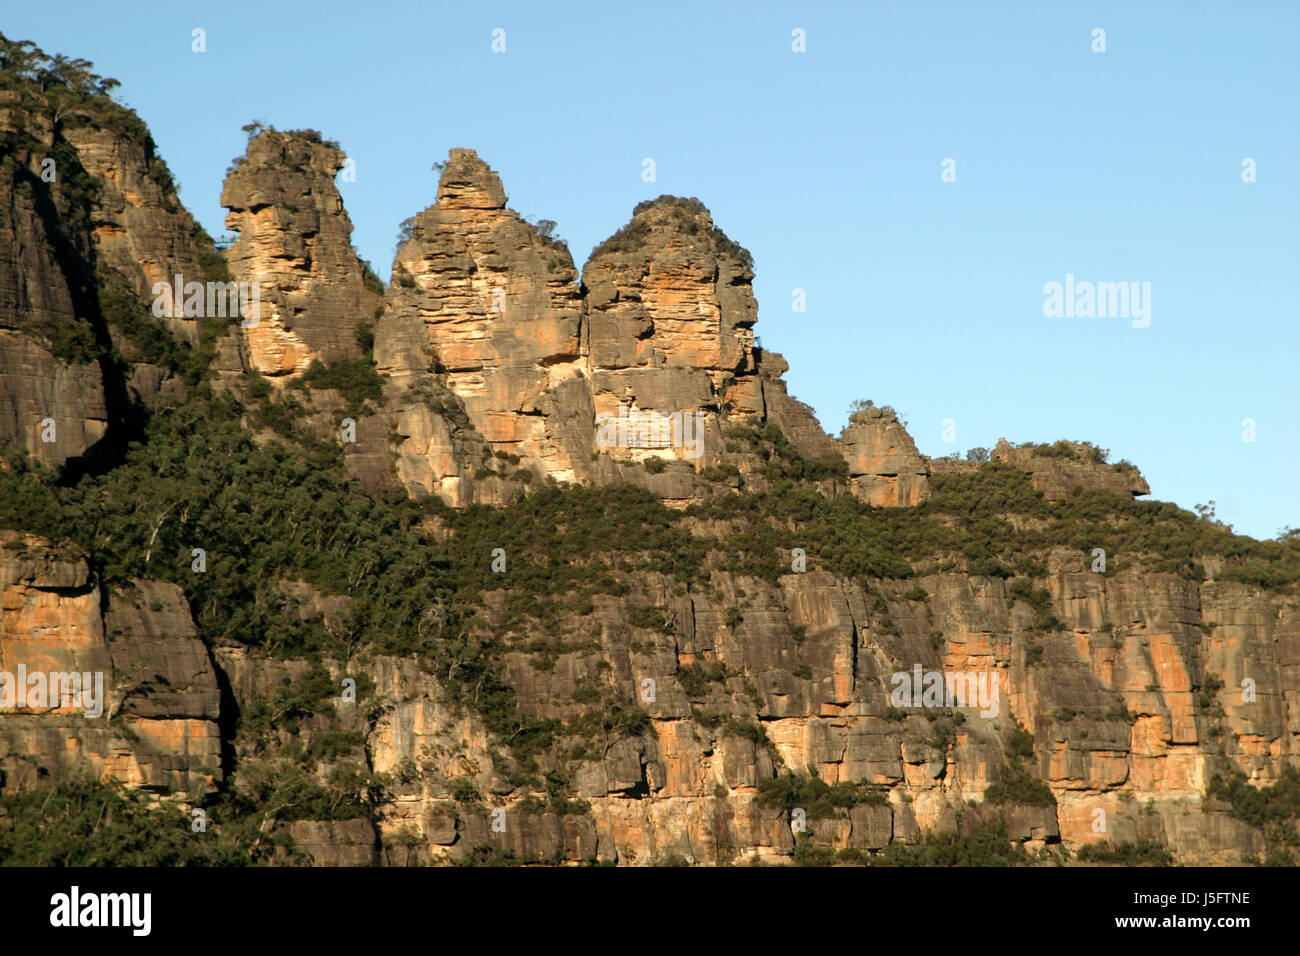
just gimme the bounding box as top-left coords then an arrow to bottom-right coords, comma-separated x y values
839,406 -> 931,506
0,533 -> 221,797
221,130 -> 380,377
375,154 -> 847,507
991,438 -> 1150,501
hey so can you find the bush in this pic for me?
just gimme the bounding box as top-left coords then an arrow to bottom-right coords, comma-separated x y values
985,765 -> 1055,807
755,771 -> 887,818
872,819 -> 1031,866
1076,840 -> 1173,865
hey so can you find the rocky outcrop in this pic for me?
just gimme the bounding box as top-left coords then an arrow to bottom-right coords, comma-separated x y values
991,438 -> 1150,501
375,155 -> 851,507
375,148 -> 584,502
0,533 -> 221,798
839,406 -> 931,506
221,129 -> 380,377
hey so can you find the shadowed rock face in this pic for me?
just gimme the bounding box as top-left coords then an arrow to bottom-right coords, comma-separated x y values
0,83 -> 222,470
221,130 -> 380,378
0,91 -> 108,469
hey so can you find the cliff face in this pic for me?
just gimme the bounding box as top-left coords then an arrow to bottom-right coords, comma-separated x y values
1,44 -> 1296,867
0,90 -> 108,468
0,533 -> 221,796
139,556 -> 1292,866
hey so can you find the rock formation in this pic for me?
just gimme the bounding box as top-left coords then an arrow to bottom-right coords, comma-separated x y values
221,129 -> 381,378
375,153 -> 846,507
0,40 -> 1295,867
839,406 -> 931,506
0,533 -> 221,796
991,438 -> 1151,501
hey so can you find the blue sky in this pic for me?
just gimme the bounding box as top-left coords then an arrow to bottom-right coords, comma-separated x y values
13,1 -> 1298,539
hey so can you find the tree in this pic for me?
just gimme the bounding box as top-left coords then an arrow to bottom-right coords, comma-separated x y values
394,216 -> 416,250
966,447 -> 990,463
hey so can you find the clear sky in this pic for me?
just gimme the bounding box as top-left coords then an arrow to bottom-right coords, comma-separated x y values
12,1 -> 1298,539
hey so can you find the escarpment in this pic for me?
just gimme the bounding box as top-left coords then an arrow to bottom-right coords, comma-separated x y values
1,37 -> 1296,867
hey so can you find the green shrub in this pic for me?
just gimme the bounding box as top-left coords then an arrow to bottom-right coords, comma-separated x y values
1076,840 -> 1173,865
985,765 -> 1055,807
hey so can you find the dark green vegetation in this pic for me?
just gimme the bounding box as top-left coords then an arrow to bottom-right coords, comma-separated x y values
1075,840 -> 1174,866
791,819 -> 1042,867
757,771 -> 889,818
686,461 -> 1300,589
0,779 -> 249,866
1207,766 -> 1300,866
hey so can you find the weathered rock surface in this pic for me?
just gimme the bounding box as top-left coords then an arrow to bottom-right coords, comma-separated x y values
839,406 -> 931,506
61,114 -> 208,345
194,558 -> 1298,865
0,533 -> 221,797
0,91 -> 111,469
222,130 -> 380,377
991,438 -> 1150,501
375,154 -> 850,507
